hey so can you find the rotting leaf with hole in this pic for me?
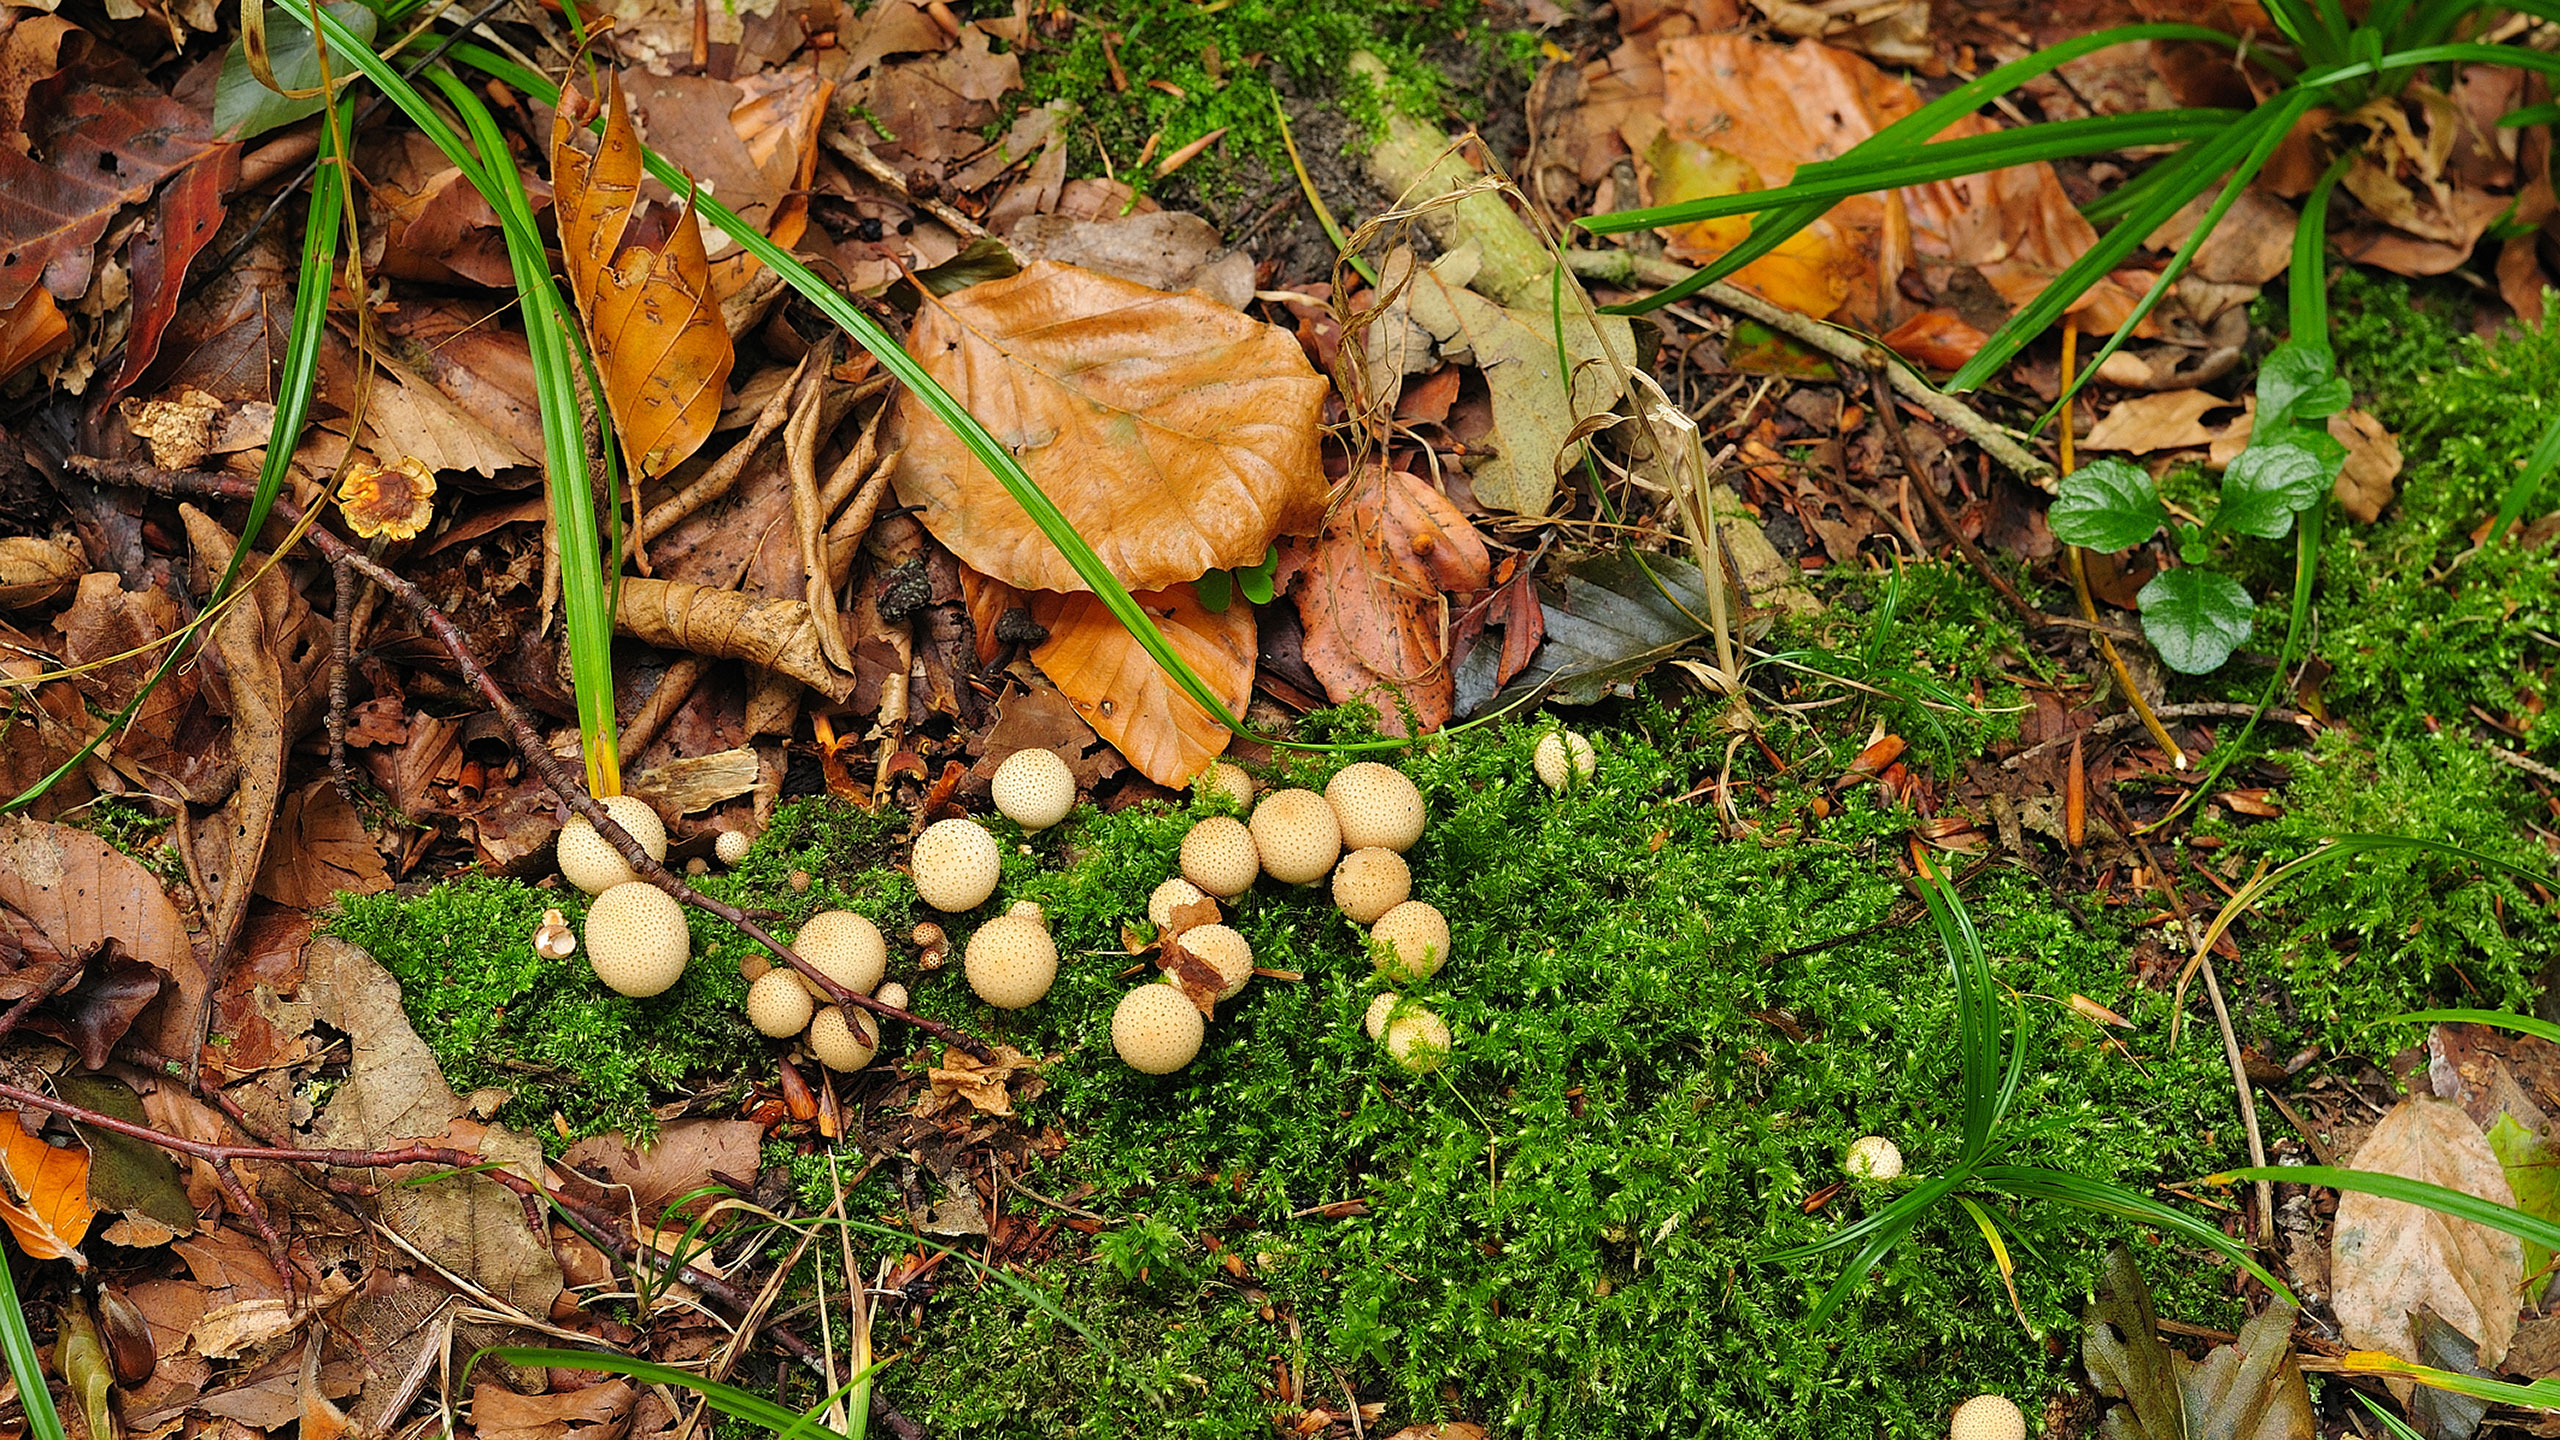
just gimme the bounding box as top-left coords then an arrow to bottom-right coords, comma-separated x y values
2085,1240 -> 2315,1440
1287,466 -> 1491,736
552,75 -> 735,483
2332,1095 -> 2523,1391
0,1111 -> 94,1263
1029,583 -> 1252,788
893,258 -> 1329,594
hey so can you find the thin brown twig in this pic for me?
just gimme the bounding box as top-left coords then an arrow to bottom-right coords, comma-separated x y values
1871,369 -> 2048,630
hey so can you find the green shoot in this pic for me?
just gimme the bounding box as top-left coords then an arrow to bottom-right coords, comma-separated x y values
0,1246 -> 67,1440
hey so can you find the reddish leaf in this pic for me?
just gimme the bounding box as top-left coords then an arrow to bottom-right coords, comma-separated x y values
26,940 -> 165,1071
112,145 -> 239,395
1878,308 -> 1987,372
0,49 -> 221,317
1291,467 -> 1492,735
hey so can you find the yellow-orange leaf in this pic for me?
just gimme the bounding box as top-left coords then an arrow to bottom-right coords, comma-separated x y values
0,1118 -> 94,1263
894,259 -> 1329,594
552,75 -> 734,481
1029,584 -> 1252,787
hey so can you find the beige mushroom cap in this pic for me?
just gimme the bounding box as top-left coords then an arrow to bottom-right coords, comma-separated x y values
1325,763 -> 1426,853
1948,1395 -> 2026,1440
1363,992 -> 1400,1041
1250,788 -> 1341,885
875,981 -> 910,1012
1534,731 -> 1598,792
746,968 -> 817,1037
795,911 -> 888,997
1192,760 -> 1255,809
1007,900 -> 1049,928
1148,877 -> 1211,929
806,1006 -> 880,1072
1846,1135 -> 1904,1181
1383,1008 -> 1453,1073
991,748 -> 1077,831
557,795 -> 670,895
964,914 -> 1058,1009
584,882 -> 690,997
1181,923 -> 1254,1001
715,829 -> 752,866
1181,817 -> 1260,898
912,818 -> 1002,912
1112,984 -> 1205,1074
1370,900 -> 1450,982
1331,848 -> 1411,925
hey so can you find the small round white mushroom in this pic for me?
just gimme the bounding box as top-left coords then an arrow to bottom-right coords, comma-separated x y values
875,981 -> 910,1011
1007,899 -> 1049,929
1192,760 -> 1255,809
1325,763 -> 1425,853
1180,816 -> 1260,898
1363,992 -> 1400,1041
806,1006 -> 880,1072
963,914 -> 1057,1008
1148,877 -> 1212,930
1383,1008 -> 1452,1073
556,795 -> 670,895
1846,1136 -> 1904,1181
1331,848 -> 1411,925
583,882 -> 690,997
1533,731 -> 1598,792
912,818 -> 1002,912
1250,788 -> 1341,885
1113,984 -> 1205,1074
1949,1395 -> 2026,1440
1181,923 -> 1254,1001
533,908 -> 577,960
991,748 -> 1076,831
1370,900 -> 1449,982
715,829 -> 752,866
746,968 -> 817,1037
794,911 -> 887,997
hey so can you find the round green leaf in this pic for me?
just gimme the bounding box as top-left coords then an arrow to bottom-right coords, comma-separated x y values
2137,567 -> 2256,674
2048,457 -> 2167,552
2217,436 -> 2331,539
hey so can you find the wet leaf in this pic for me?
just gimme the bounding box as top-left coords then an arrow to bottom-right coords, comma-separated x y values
552,75 -> 735,482
2087,1241 -> 2314,1440
1289,467 -> 1492,736
0,1113 -> 94,1263
1029,583 -> 1253,788
2137,567 -> 2255,675
2332,1096 -> 2522,1380
894,258 -> 1329,593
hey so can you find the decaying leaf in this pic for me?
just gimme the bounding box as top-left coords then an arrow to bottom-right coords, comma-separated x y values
0,1113 -> 94,1263
56,1299 -> 115,1440
1029,583 -> 1253,788
552,75 -> 735,482
1288,467 -> 1492,735
915,1044 -> 1048,1120
894,259 -> 1329,594
471,1377 -> 637,1440
2332,1095 -> 2522,1383
1486,551 -> 1732,712
560,1119 -> 763,1223
615,579 -> 855,702
2085,391 -> 2254,455
0,533 -> 85,610
58,1070 -> 193,1245
0,817 -> 203,1063
2086,1242 -> 2313,1440
253,780 -> 393,911
2329,408 -> 2403,523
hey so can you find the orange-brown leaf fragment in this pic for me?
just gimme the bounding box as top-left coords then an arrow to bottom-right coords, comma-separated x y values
1030,583 -> 1252,788
551,76 -> 735,481
1290,468 -> 1491,736
0,1119 -> 94,1263
894,259 -> 1329,594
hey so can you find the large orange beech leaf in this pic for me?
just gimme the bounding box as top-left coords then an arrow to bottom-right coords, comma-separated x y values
1030,584 -> 1253,788
1289,467 -> 1492,736
551,75 -> 735,481
0,1117 -> 94,1263
894,260 -> 1329,595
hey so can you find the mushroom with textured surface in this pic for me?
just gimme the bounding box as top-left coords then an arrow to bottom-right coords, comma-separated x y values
1948,1395 -> 2025,1440
1846,1136 -> 1903,1181
1383,1008 -> 1452,1073
1325,763 -> 1425,852
746,968 -> 817,1037
1363,992 -> 1400,1041
992,747 -> 1077,830
794,911 -> 887,997
1192,760 -> 1255,809
1179,923 -> 1254,1001
806,1006 -> 880,1071
912,818 -> 1003,912
556,794 -> 670,894
1250,788 -> 1340,884
1113,985 -> 1205,1074
964,914 -> 1058,1008
584,882 -> 690,997
1331,848 -> 1411,925
1370,900 -> 1449,982
1533,731 -> 1597,791
533,908 -> 577,960
715,829 -> 752,866
1180,816 -> 1260,898
875,981 -> 910,1011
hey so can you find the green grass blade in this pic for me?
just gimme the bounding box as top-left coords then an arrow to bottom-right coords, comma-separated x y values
2291,153 -> 2353,343
1767,1173 -> 1971,1263
2359,1393 -> 2431,1440
2492,407 -> 2560,541
1978,1164 -> 2295,1302
2215,1164 -> 2560,1254
1580,110 -> 2242,234
473,1349 -> 856,1437
2353,1364 -> 2560,1416
2079,136 -> 2224,224
0,1247 -> 67,1440
2376,1009 -> 2560,1045
1796,1197 -> 1934,1328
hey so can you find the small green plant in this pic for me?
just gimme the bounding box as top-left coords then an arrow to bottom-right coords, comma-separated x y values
1095,1215 -> 1186,1282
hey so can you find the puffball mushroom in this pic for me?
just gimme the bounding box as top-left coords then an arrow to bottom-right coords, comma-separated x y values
1533,730 -> 1598,792
1331,848 -> 1411,924
1948,1395 -> 2026,1440
876,981 -> 910,1011
1149,877 -> 1211,929
1181,923 -> 1254,1001
1363,992 -> 1400,1041
794,911 -> 887,997
1383,1008 -> 1453,1073
912,818 -> 1002,912
1007,900 -> 1049,928
746,968 -> 817,1037
584,882 -> 690,997
1370,900 -> 1450,982
556,795 -> 669,895
1181,817 -> 1260,898
715,829 -> 751,866
1113,984 -> 1205,1074
1192,760 -> 1255,809
806,1006 -> 880,1072
964,914 -> 1058,1008
533,908 -> 577,960
1325,763 -> 1425,853
1846,1135 -> 1904,1181
1250,788 -> 1341,884
991,748 -> 1076,830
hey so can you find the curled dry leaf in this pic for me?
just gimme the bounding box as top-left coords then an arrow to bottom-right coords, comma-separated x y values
2329,408 -> 2403,523
2084,390 -> 2253,455
614,578 -> 855,702
552,75 -> 735,482
894,259 -> 1329,594
1029,583 -> 1252,788
2331,1095 -> 2522,1384
1289,467 -> 1492,736
0,817 -> 202,1062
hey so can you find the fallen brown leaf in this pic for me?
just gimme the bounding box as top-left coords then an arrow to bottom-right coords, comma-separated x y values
1029,583 -> 1253,788
2329,408 -> 2403,523
560,1119 -> 764,1223
2331,1095 -> 2521,1386
1290,467 -> 1492,736
2083,390 -> 2253,455
472,1378 -> 638,1440
0,817 -> 202,1063
916,1043 -> 1047,1119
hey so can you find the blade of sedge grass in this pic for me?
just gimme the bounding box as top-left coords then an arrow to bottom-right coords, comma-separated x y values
0,1246 -> 68,1440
